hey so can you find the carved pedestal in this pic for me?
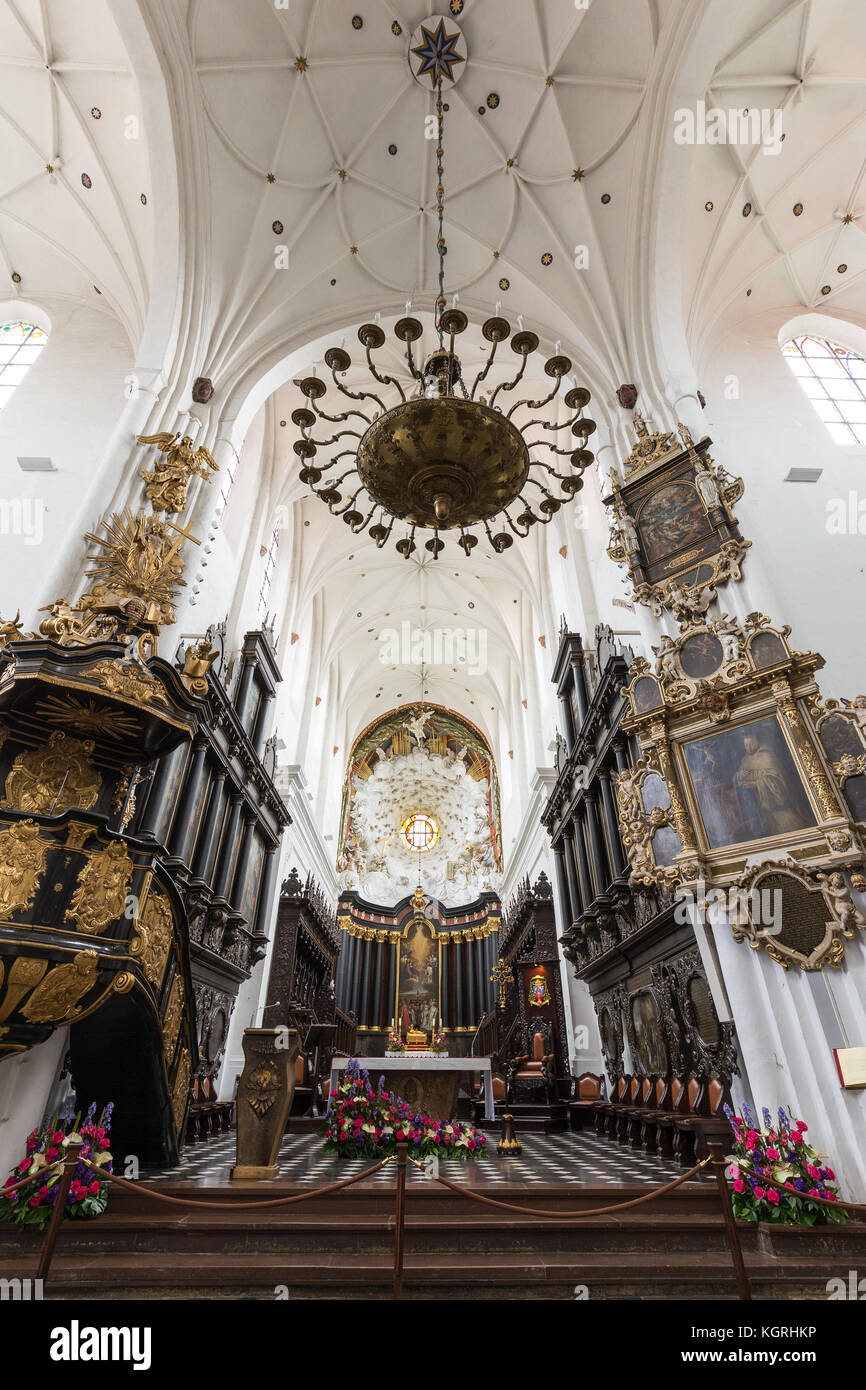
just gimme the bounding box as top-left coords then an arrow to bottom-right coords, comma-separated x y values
232,1027 -> 300,1180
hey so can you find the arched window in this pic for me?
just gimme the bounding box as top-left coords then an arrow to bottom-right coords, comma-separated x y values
0,321 -> 48,411
782,334 -> 866,445
257,523 -> 280,617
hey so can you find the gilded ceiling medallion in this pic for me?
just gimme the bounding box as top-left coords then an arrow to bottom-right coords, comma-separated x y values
409,16 -> 467,89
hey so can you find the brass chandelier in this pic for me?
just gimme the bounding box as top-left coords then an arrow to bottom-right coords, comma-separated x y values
291,65 -> 596,559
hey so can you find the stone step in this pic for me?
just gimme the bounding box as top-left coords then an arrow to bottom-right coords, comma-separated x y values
0,1246 -> 852,1299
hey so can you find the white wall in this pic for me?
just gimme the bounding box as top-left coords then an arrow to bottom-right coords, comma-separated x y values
0,299 -> 134,622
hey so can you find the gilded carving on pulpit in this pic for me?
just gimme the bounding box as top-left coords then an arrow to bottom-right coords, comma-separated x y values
172,1049 -> 192,1134
65,840 -> 134,936
20,950 -> 99,1024
0,820 -> 49,918
162,972 -> 185,1063
0,610 -> 23,652
131,881 -> 175,988
2,732 -> 102,815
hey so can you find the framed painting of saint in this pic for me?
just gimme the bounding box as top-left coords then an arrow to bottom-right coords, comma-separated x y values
397,918 -> 439,1033
681,714 -> 817,850
637,481 -> 711,568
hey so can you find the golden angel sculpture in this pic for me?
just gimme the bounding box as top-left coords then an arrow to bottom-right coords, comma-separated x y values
136,432 -> 219,514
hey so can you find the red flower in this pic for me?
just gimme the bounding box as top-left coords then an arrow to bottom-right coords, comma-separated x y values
17,1159 -> 29,1174
754,1186 -> 766,1199
51,1131 -> 65,1145
825,1167 -> 836,1181
766,1189 -> 780,1206
88,1180 -> 100,1196
46,1147 -> 59,1162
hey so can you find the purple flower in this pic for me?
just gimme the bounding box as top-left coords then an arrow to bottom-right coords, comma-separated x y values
741,1102 -> 756,1129
761,1107 -> 772,1130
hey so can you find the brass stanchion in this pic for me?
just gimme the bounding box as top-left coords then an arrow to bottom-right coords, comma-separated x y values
393,1142 -> 408,1301
37,1141 -> 82,1285
708,1141 -> 751,1301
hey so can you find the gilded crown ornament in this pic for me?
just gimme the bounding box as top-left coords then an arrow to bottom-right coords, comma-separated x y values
291,33 -> 594,559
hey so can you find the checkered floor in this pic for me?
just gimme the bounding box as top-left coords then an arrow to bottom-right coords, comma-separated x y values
141,1129 -> 704,1188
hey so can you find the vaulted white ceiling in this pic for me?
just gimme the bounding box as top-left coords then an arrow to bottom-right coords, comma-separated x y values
189,0 -> 664,394
679,0 -> 866,367
0,0 -> 153,339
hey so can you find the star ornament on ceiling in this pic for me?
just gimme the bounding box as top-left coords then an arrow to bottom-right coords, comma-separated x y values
411,19 -> 466,88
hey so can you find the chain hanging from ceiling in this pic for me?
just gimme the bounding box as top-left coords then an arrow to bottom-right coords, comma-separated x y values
290,20 -> 596,559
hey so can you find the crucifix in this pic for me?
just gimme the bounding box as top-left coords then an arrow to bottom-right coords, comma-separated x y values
490,959 -> 513,1013
161,515 -> 202,563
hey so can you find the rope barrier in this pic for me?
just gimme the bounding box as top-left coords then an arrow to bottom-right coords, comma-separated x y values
408,1153 -> 712,1218
76,1153 -> 395,1211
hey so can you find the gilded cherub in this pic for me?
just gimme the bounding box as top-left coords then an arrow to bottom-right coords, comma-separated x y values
136,432 -> 219,514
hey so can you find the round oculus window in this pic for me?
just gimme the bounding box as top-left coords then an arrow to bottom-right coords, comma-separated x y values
402,813 -> 439,852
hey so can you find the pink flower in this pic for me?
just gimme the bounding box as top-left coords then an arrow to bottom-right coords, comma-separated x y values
754,1186 -> 766,1200
51,1131 -> 65,1145
766,1189 -> 780,1206
807,1164 -> 820,1179
88,1180 -> 100,1196
766,1147 -> 779,1160
807,1188 -> 819,1198
825,1167 -> 836,1181
17,1159 -> 29,1174
733,1179 -> 745,1193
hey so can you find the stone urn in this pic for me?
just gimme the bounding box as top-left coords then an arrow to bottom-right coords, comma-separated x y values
232,1027 -> 300,1180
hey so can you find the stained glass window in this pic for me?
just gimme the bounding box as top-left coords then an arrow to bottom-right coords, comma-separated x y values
0,322 -> 48,412
782,334 -> 866,445
402,813 -> 439,852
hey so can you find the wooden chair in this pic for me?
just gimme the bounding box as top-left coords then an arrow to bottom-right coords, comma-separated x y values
506,1019 -> 557,1105
673,1077 -> 732,1160
568,1071 -> 605,1130
596,1074 -> 629,1136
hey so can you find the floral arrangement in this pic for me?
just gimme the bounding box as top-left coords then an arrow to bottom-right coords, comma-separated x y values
429,1030 -> 448,1055
1,1100 -> 113,1231
725,1103 -> 847,1227
324,1060 -> 486,1161
385,1029 -> 406,1053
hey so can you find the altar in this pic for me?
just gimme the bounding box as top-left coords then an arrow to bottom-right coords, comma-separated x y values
329,1055 -> 495,1122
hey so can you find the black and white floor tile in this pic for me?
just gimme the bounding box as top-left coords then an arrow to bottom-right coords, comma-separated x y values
141,1129 -> 704,1189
